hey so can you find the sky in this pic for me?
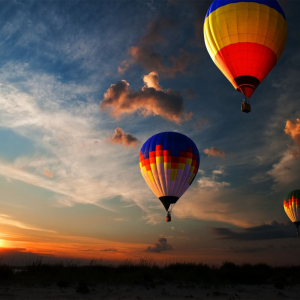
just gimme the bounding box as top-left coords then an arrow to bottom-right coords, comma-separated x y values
0,0 -> 300,266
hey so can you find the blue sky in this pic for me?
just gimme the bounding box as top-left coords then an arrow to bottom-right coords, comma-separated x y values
0,0 -> 300,264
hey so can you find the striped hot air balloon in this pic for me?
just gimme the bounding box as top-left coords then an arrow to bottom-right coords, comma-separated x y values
204,0 -> 288,113
283,190 -> 300,234
139,132 -> 200,222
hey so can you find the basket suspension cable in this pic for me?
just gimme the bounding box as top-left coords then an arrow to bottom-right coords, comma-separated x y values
169,203 -> 176,213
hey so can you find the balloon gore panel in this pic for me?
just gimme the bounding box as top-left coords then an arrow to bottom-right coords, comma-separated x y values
139,132 -> 200,201
204,0 -> 287,98
283,190 -> 300,224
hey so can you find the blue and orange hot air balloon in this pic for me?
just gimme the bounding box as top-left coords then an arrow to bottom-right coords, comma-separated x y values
204,0 -> 288,113
139,132 -> 200,222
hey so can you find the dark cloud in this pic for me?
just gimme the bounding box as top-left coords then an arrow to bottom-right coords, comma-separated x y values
204,147 -> 226,158
118,17 -> 197,78
100,73 -> 192,124
212,221 -> 296,241
118,60 -> 130,75
230,245 -> 274,253
167,0 -> 211,47
140,18 -> 179,45
127,46 -> 196,78
194,117 -> 209,130
0,248 -> 56,265
145,237 -> 173,253
281,244 -> 300,249
182,88 -> 196,99
109,127 -> 139,148
99,248 -> 118,252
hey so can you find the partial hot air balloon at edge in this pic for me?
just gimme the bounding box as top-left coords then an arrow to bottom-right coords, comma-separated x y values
204,0 -> 288,113
283,190 -> 300,234
139,132 -> 200,222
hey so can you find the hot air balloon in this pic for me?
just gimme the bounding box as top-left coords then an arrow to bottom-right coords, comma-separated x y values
139,132 -> 200,222
283,190 -> 300,234
204,0 -> 288,113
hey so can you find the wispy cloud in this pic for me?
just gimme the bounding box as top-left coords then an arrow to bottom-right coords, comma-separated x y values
0,214 -> 56,233
0,63 -> 151,213
193,117 -> 209,130
44,169 -> 54,178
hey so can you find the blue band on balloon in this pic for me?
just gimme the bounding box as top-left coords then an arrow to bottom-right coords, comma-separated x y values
205,0 -> 286,20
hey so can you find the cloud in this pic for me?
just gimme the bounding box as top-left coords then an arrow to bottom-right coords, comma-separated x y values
118,60 -> 130,75
0,248 -> 56,265
118,18 -> 196,78
0,62 -> 151,213
250,172 -> 271,183
127,46 -> 196,78
193,118 -> 209,130
182,88 -> 196,99
139,18 -> 178,45
281,244 -> 300,249
145,237 -> 173,253
173,169 -> 266,228
212,221 -> 296,241
198,177 -> 230,190
109,127 -> 139,148
173,169 -> 267,228
204,147 -> 226,158
0,214 -> 56,233
212,168 -> 225,175
44,169 -> 54,178
267,151 -> 300,191
167,0 -> 210,47
229,245 -> 274,253
285,119 -> 300,158
142,71 -> 161,91
99,248 -> 118,252
100,72 -> 192,124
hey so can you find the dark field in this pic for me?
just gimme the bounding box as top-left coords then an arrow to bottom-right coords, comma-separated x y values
1,259 -> 300,287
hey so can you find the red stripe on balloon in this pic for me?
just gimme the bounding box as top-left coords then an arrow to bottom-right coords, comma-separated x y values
215,43 -> 277,98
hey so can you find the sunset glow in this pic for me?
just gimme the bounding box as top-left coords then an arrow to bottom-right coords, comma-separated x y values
0,0 -> 299,266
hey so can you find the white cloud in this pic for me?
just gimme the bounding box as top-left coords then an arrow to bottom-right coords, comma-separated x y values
267,150 -> 300,191
212,167 -> 225,175
198,167 -> 229,190
198,177 -> 230,190
0,63 -> 152,214
172,168 -> 268,228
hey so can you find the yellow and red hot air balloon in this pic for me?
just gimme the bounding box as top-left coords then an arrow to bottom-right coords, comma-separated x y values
139,132 -> 200,222
283,190 -> 300,234
204,0 -> 288,113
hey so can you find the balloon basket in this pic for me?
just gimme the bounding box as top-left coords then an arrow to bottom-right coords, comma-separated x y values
241,102 -> 251,113
166,213 -> 171,222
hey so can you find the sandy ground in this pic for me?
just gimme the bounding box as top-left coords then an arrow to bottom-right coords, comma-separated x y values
0,284 -> 299,300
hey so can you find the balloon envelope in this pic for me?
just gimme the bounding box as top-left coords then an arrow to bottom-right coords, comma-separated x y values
204,0 -> 287,98
139,132 -> 200,211
283,190 -> 300,228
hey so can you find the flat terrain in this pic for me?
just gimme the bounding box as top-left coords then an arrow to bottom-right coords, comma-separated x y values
1,262 -> 300,299
0,283 -> 299,300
